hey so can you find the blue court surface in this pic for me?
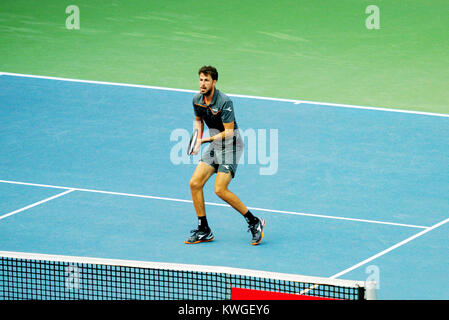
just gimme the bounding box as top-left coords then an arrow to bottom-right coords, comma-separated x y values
0,73 -> 448,299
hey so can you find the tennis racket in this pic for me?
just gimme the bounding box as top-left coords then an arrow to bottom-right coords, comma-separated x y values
187,129 -> 199,156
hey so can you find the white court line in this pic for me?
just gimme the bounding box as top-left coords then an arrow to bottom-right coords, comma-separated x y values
330,216 -> 449,280
0,189 -> 75,221
247,206 -> 427,229
0,179 -> 427,229
1,71 -> 448,118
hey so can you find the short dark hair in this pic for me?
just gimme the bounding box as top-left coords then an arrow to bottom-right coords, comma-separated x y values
198,65 -> 218,81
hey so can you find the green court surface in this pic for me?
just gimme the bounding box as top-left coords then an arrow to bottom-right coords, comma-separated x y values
0,0 -> 448,114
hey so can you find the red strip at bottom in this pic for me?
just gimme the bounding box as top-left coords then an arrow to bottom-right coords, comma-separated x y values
231,287 -> 337,300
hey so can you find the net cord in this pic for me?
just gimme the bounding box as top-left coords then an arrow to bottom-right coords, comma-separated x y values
0,251 -> 365,290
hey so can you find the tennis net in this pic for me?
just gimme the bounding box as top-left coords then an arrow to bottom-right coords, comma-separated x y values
0,251 -> 375,300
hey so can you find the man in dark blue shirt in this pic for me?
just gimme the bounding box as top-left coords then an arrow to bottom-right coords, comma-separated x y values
185,66 -> 266,245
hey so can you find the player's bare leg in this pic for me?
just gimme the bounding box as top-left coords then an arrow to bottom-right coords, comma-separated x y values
214,172 -> 266,245
185,162 -> 215,244
214,172 -> 248,214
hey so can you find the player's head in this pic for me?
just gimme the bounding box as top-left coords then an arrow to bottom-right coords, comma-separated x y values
198,66 -> 218,95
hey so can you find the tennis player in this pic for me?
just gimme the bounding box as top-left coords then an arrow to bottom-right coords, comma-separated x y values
185,66 -> 266,245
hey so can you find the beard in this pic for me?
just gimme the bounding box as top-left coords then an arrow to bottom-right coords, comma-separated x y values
201,86 -> 213,96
